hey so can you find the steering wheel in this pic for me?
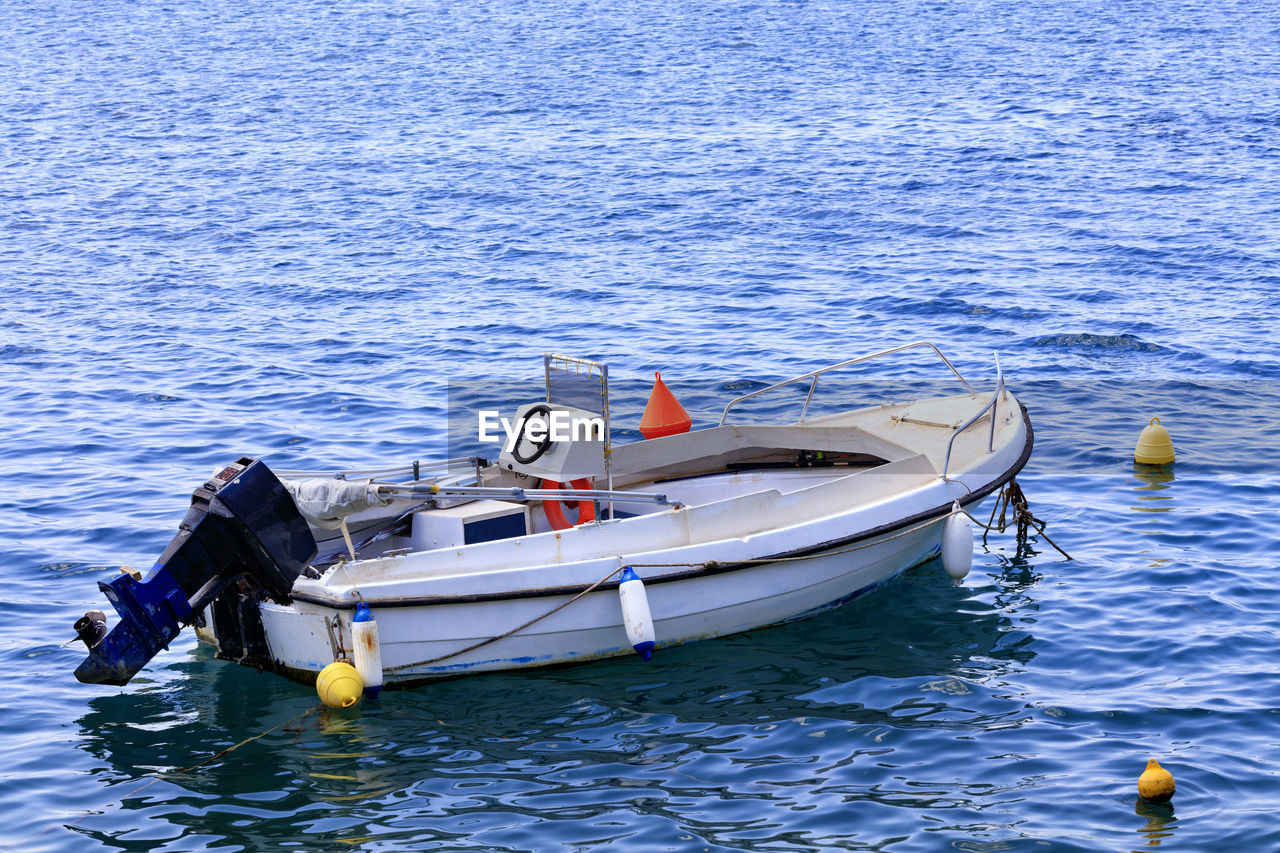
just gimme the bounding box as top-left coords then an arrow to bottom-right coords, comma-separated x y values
511,404 -> 555,465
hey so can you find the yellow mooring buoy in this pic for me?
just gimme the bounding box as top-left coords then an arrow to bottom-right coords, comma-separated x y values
1135,417 -> 1175,465
317,661 -> 364,709
1138,758 -> 1176,803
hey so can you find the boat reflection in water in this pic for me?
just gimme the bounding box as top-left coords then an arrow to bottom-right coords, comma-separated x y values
71,558 -> 1037,848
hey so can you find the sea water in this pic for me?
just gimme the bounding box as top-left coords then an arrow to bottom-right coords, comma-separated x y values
3,0 -> 1279,849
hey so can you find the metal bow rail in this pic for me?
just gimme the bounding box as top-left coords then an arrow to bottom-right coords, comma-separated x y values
718,341 -> 976,426
941,353 -> 1006,478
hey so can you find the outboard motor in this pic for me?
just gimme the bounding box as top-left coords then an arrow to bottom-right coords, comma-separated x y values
74,457 -> 316,686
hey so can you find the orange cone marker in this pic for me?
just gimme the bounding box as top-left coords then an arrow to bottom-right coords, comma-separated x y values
639,372 -> 692,439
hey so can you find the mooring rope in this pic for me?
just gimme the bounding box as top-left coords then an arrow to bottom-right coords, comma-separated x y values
383,503 -> 647,674
384,562 -> 628,673
980,478 -> 1072,560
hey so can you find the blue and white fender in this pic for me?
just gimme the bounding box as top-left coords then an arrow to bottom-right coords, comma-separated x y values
351,602 -> 383,699
618,566 -> 656,660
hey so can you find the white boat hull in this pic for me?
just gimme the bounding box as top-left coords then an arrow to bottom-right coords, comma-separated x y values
237,386 -> 1033,687
257,517 -> 948,684
79,345 -> 1032,691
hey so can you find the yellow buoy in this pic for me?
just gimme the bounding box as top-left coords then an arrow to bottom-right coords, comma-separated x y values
316,661 -> 364,709
1135,417 -> 1175,465
1138,758 -> 1176,803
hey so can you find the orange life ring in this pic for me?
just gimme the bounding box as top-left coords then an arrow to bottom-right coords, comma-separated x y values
541,478 -> 596,530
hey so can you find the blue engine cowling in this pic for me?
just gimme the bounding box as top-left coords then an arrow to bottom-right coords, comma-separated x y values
74,457 -> 317,686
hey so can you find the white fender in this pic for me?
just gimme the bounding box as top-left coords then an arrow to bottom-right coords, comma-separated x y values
618,566 -> 656,660
351,602 -> 383,699
941,502 -> 974,585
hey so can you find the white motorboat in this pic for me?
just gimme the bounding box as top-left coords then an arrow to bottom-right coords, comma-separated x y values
73,343 -> 1033,691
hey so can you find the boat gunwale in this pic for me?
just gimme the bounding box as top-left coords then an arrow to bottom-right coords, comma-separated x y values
286,404 -> 1033,611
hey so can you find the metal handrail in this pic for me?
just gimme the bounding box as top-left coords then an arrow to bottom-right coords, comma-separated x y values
941,353 -> 1005,478
276,456 -> 481,481
380,484 -> 680,507
277,455 -> 481,481
718,341 -> 975,426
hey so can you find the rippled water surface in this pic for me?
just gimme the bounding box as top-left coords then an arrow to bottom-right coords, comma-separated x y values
4,0 -> 1280,849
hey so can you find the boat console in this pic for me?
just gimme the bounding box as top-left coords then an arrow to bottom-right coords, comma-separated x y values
495,401 -> 607,482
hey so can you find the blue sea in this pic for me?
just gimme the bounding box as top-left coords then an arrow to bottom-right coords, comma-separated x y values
4,0 -> 1280,849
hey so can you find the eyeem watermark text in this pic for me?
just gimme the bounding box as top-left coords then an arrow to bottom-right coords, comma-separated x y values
478,410 -> 606,452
